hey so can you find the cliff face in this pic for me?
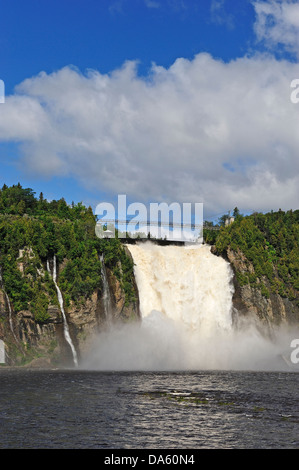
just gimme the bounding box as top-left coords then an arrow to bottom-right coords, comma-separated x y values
0,255 -> 140,367
1,240 -> 297,367
207,210 -> 299,331
0,288 -> 60,367
219,246 -> 299,329
65,261 -> 140,362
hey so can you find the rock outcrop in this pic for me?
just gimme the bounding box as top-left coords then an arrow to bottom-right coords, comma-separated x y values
0,255 -> 140,367
1,239 -> 297,368
213,246 -> 299,329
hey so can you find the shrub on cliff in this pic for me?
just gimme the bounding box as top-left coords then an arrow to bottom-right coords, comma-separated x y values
211,209 -> 299,303
0,184 -> 136,321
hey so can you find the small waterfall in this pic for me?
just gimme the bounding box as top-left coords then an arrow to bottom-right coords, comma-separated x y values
0,269 -> 18,342
4,292 -> 18,342
47,257 -> 78,367
0,339 -> 5,364
100,254 -> 113,323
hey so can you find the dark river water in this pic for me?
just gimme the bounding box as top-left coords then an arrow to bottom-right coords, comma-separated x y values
0,368 -> 298,449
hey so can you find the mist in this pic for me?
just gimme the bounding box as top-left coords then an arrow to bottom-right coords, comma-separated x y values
81,310 -> 298,372
81,243 -> 298,372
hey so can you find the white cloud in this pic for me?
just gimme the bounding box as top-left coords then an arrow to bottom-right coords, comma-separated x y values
253,0 -> 299,57
0,53 -> 299,214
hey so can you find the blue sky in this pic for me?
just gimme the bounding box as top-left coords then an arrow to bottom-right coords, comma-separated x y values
1,0 -> 256,94
0,0 -> 299,219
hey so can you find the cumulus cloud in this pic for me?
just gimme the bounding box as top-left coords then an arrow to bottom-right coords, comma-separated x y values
0,52 -> 299,214
253,0 -> 299,58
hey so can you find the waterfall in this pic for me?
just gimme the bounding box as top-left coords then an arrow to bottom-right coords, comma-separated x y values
83,242 -> 295,371
128,243 -> 234,336
100,254 -> 113,322
4,292 -> 18,342
47,257 -> 78,367
0,269 -> 18,342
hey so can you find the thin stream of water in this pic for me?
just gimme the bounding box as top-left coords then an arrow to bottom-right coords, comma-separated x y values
47,257 -> 78,367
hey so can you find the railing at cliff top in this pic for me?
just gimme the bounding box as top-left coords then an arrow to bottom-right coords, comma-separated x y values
95,219 -> 223,243
96,219 -> 221,230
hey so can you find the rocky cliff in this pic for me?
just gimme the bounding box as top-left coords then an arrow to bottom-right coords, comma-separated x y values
1,241 -> 298,368
207,209 -> 299,333
211,245 -> 299,332
0,253 -> 140,367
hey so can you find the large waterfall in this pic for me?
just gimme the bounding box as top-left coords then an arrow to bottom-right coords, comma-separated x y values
128,243 -> 234,337
83,242 -> 295,371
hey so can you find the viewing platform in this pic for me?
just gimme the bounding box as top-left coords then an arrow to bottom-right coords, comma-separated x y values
95,218 -> 224,244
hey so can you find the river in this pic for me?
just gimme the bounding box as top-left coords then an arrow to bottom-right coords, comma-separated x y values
0,368 -> 298,449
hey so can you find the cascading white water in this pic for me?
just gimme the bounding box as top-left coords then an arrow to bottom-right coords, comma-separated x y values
128,243 -> 234,336
4,292 -> 18,343
100,254 -> 112,322
124,242 -> 237,370
47,257 -> 78,367
0,269 -> 18,342
83,242 -> 297,371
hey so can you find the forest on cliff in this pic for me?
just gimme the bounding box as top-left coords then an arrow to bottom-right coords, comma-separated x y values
0,183 -> 136,323
0,183 -> 298,325
204,208 -> 299,306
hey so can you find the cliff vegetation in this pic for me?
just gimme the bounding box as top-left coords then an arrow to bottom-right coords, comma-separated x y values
1,184 -> 298,365
0,183 -> 138,365
204,208 -> 299,325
